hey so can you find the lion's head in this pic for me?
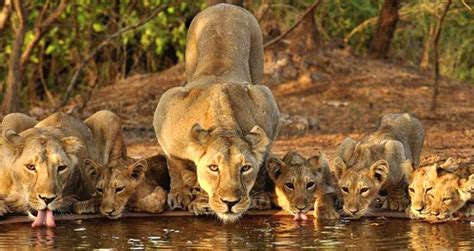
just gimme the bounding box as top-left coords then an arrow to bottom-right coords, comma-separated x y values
84,158 -> 148,219
190,124 -> 270,223
1,128 -> 83,212
333,156 -> 390,218
427,173 -> 473,222
266,151 -> 328,217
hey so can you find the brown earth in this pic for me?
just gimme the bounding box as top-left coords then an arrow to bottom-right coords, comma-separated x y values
34,46 -> 474,168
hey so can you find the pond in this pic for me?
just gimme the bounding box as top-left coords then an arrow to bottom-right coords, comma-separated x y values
0,216 -> 472,249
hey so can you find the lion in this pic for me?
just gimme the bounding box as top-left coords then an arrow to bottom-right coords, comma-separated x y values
266,151 -> 339,220
333,113 -> 424,218
0,111 -> 126,227
425,173 -> 473,222
73,155 -> 170,219
402,158 -> 468,219
153,4 -> 280,223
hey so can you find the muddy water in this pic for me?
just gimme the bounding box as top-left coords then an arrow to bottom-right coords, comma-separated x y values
0,217 -> 472,249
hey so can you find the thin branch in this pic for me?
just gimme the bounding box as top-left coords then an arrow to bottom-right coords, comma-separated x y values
59,3 -> 168,108
461,0 -> 472,11
20,0 -> 67,66
0,0 -> 12,32
430,0 -> 452,112
264,0 -> 322,49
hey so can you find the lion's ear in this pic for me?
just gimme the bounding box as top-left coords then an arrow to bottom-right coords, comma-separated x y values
84,159 -> 102,181
61,136 -> 83,155
338,137 -> 357,163
333,156 -> 347,180
246,126 -> 270,157
308,151 -> 329,175
283,151 -> 305,166
128,159 -> 148,180
266,157 -> 284,181
2,129 -> 24,149
369,160 -> 389,185
191,123 -> 210,145
459,174 -> 474,202
401,159 -> 414,183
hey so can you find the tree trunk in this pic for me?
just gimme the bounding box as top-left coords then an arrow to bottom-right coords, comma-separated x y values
368,0 -> 401,59
420,23 -> 435,71
288,10 -> 321,53
0,0 -> 12,32
207,0 -> 243,7
1,0 -> 27,114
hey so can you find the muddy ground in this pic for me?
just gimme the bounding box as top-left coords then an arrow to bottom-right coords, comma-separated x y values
61,46 -> 474,167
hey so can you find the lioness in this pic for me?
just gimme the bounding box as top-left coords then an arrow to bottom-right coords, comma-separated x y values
153,4 -> 280,223
266,151 -> 339,220
333,113 -> 424,218
73,155 -> 169,218
426,173 -> 473,222
0,111 -> 126,227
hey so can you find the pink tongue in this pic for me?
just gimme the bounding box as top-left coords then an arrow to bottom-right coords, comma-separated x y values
31,209 -> 56,228
293,212 -> 308,221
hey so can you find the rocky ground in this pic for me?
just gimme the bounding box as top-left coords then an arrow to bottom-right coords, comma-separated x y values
31,45 -> 474,168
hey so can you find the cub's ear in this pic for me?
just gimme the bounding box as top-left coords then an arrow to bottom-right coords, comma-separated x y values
283,151 -> 305,166
246,126 -> 270,159
438,158 -> 459,172
266,157 -> 284,182
308,151 -> 329,175
191,123 -> 210,145
401,159 -> 414,183
62,136 -> 83,155
2,129 -> 24,149
338,137 -> 357,163
369,160 -> 389,185
459,174 -> 474,202
84,159 -> 102,181
333,156 -> 347,180
128,159 -> 148,180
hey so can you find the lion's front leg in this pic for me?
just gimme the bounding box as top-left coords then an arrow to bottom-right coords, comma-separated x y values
382,187 -> 409,211
249,191 -> 272,210
131,186 -> 167,214
73,197 -> 99,214
167,157 -> 194,210
313,193 -> 340,220
0,200 -> 10,216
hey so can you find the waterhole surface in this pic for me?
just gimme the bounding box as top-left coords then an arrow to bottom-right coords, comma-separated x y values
0,216 -> 472,249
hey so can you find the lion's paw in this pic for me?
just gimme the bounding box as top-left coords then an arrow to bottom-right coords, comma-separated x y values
249,192 -> 272,210
73,200 -> 98,214
0,201 -> 9,216
314,207 -> 340,220
188,196 -> 214,216
167,189 -> 193,210
383,196 -> 409,211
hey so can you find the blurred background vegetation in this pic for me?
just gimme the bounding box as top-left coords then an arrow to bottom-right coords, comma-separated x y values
0,0 -> 472,113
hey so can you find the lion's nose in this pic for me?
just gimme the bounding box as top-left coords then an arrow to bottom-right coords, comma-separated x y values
296,205 -> 306,211
432,211 -> 440,216
220,197 -> 241,210
348,207 -> 359,214
38,195 -> 57,205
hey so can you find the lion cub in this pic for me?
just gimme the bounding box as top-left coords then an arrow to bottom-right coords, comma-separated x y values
333,113 -> 424,218
74,155 -> 169,219
266,151 -> 339,220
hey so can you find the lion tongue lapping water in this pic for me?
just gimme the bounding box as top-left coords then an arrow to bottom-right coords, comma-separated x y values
31,209 -> 55,227
293,212 -> 308,221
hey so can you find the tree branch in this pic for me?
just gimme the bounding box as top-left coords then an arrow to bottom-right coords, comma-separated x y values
20,0 -> 67,66
264,0 -> 322,49
430,0 -> 451,112
0,0 -> 12,32
59,3 -> 168,108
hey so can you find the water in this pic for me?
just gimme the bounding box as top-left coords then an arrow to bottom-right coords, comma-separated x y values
0,216 -> 472,249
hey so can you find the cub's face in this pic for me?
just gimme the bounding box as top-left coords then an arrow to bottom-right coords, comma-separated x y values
427,174 -> 473,222
3,129 -> 82,212
406,167 -> 435,219
191,124 -> 270,223
85,159 -> 147,219
334,157 -> 389,218
266,151 -> 328,215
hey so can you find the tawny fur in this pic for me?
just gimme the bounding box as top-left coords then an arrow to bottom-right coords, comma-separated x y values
153,4 -> 279,223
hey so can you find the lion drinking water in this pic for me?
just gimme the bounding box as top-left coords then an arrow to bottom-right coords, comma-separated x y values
153,4 -> 280,223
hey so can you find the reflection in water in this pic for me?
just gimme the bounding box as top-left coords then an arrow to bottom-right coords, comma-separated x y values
0,217 -> 472,249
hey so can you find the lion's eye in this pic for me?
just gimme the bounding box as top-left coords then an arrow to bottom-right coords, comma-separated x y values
57,165 -> 68,172
116,187 -> 125,193
341,187 -> 349,193
306,182 -> 315,189
96,188 -> 103,194
360,187 -> 369,194
208,165 -> 219,172
241,165 -> 252,173
409,187 -> 415,193
425,187 -> 432,192
285,183 -> 294,190
25,164 -> 36,171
